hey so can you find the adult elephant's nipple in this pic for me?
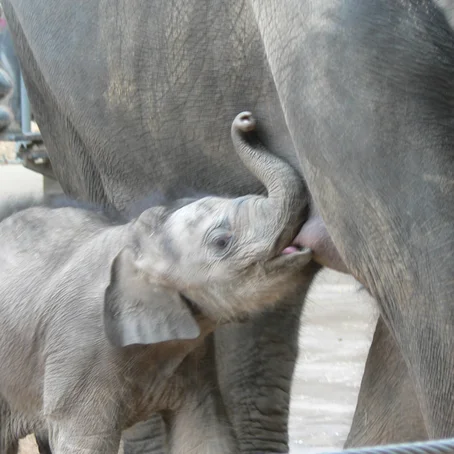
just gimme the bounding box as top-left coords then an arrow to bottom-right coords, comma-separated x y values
292,215 -> 350,274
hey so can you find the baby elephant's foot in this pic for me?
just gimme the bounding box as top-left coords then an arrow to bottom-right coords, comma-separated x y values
232,111 -> 257,133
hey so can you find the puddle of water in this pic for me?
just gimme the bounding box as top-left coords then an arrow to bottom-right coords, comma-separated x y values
289,270 -> 377,453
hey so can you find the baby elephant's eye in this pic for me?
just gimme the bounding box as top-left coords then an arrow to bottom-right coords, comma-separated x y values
211,231 -> 233,251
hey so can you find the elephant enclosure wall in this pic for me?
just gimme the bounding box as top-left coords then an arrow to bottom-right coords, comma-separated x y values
0,165 -> 377,454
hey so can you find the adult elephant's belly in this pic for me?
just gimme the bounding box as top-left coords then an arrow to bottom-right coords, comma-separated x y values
4,0 -> 304,211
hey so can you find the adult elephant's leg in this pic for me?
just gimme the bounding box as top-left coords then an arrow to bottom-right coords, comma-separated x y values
250,0 -> 454,438
121,416 -> 167,454
345,316 -> 428,447
215,277 -> 316,454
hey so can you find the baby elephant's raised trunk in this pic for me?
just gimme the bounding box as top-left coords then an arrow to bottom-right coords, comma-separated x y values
231,112 -> 306,253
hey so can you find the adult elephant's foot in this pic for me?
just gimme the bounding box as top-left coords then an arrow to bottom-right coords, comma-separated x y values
291,206 -> 349,274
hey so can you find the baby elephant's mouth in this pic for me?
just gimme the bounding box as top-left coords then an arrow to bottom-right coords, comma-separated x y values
274,238 -> 312,260
281,244 -> 305,255
279,237 -> 312,257
265,244 -> 312,271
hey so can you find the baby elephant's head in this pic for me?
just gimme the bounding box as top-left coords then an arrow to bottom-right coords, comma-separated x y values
104,112 -> 312,348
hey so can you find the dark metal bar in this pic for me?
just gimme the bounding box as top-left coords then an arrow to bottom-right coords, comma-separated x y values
321,439 -> 454,454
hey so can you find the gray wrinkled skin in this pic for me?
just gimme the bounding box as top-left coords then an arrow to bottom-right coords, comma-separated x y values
2,2 -> 321,452
0,113 -> 315,454
4,0 -> 454,450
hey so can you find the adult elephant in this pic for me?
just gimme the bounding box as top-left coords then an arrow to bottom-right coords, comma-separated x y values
3,0 -> 454,452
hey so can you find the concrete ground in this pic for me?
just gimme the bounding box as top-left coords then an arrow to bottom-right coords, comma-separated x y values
0,164 -> 377,454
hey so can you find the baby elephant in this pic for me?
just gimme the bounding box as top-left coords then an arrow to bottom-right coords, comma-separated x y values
0,112 -> 311,454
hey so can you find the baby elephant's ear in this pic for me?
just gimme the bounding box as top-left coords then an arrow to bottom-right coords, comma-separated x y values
104,247 -> 201,347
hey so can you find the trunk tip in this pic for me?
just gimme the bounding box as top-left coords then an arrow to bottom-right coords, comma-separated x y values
233,111 -> 256,133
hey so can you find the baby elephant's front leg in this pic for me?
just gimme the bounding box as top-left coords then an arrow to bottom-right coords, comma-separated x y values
48,422 -> 121,454
35,434 -> 52,454
167,388 -> 237,454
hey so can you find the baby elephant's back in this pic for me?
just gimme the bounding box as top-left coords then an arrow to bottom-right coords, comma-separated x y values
0,205 -> 108,261
0,206 -> 110,309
